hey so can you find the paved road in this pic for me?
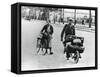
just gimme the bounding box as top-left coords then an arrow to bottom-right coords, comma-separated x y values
21,19 -> 95,71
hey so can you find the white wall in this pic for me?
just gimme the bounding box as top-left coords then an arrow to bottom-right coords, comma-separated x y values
0,0 -> 99,77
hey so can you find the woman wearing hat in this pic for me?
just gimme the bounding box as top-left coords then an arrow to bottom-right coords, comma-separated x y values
41,20 -> 54,55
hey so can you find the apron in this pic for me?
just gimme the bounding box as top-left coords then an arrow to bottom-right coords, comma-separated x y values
47,25 -> 52,48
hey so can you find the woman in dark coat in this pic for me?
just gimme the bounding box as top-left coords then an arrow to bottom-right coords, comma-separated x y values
41,20 -> 54,55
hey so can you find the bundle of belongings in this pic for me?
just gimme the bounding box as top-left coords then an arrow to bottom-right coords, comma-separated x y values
65,35 -> 85,53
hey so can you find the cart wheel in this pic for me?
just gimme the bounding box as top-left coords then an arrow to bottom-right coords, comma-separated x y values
37,47 -> 40,54
74,50 -> 79,64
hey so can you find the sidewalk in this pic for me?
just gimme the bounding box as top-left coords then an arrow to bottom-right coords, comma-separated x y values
23,19 -> 95,33
51,22 -> 95,33
75,24 -> 95,33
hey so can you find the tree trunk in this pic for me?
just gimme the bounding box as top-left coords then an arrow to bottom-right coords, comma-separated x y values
63,8 -> 64,24
89,10 -> 92,28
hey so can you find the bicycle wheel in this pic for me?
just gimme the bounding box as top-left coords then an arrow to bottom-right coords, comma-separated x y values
74,50 -> 79,64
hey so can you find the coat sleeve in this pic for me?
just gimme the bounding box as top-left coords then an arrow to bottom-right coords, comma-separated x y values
61,24 -> 67,41
41,25 -> 46,33
50,25 -> 54,35
72,25 -> 75,35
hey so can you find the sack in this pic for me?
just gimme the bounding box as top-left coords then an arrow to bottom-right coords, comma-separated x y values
68,44 -> 85,53
73,39 -> 81,43
65,35 -> 73,42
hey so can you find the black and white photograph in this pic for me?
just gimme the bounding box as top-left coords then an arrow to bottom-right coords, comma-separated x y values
21,5 -> 97,71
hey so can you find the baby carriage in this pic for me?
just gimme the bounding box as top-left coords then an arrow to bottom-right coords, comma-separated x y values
64,35 -> 85,63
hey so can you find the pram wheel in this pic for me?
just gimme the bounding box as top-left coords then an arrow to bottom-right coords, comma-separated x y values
73,50 -> 79,64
